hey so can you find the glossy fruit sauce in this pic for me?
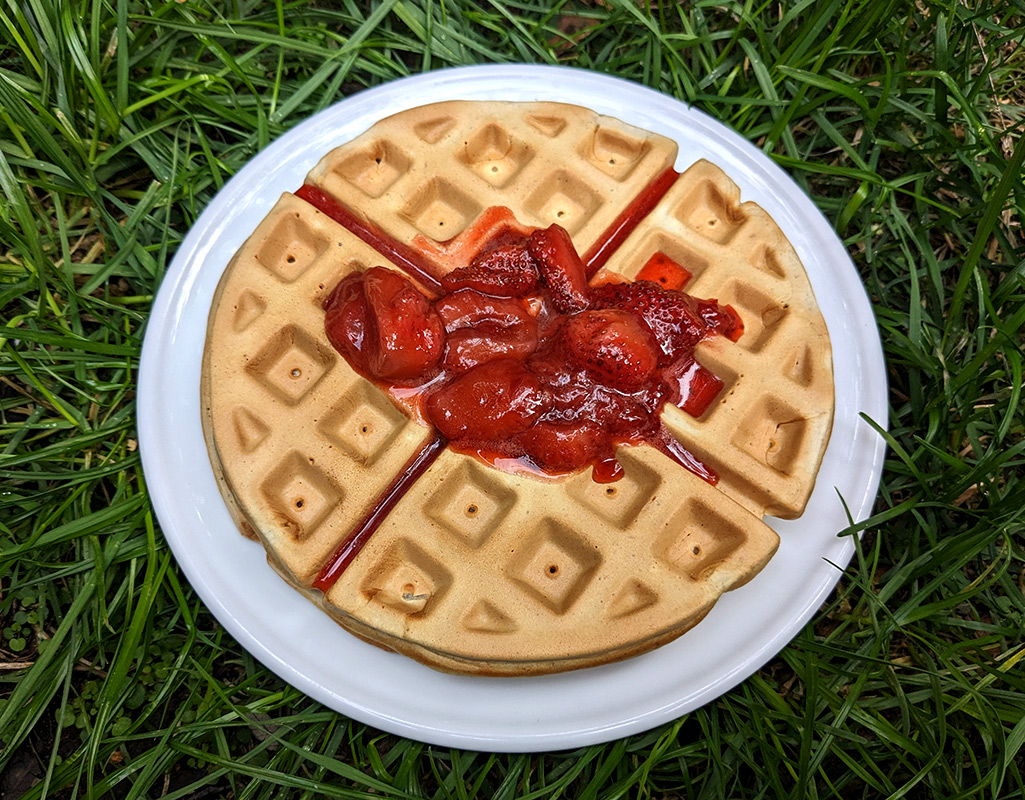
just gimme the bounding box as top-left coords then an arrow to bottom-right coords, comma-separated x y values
320,214 -> 742,486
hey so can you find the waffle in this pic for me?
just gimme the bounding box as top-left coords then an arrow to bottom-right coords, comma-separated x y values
201,101 -> 834,676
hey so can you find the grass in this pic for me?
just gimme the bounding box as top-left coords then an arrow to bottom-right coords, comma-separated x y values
1,0 -> 1023,797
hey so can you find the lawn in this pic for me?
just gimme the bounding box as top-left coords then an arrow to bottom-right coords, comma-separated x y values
1,1 -> 1024,798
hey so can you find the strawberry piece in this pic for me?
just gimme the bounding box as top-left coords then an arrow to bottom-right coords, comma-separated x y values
442,324 -> 532,374
590,280 -> 716,363
441,241 -> 539,297
324,267 -> 444,382
559,309 -> 659,392
425,358 -> 546,442
636,252 -> 691,291
698,299 -> 745,342
323,275 -> 371,367
517,419 -> 608,474
434,289 -> 538,372
527,224 -> 590,313
435,289 -> 535,334
598,390 -> 665,440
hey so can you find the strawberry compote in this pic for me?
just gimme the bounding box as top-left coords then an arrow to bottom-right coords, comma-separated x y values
323,220 -> 742,484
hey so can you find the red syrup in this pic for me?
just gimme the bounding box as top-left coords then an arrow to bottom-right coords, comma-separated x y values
582,166 -> 679,276
296,170 -> 740,590
294,184 -> 446,297
313,433 -> 447,593
636,251 -> 692,291
651,423 -> 717,485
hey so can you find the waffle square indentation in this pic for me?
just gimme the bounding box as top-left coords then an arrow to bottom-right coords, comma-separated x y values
567,452 -> 661,528
655,499 -> 746,579
360,538 -> 452,616
402,178 -> 482,240
526,170 -> 603,235
260,452 -> 340,541
459,123 -> 534,188
628,232 -> 710,284
316,382 -> 407,466
676,180 -> 747,245
729,281 -> 790,352
583,126 -> 649,181
256,215 -> 329,282
425,461 -> 515,548
678,355 -> 740,421
247,324 -> 335,405
731,396 -> 809,475
333,140 -> 410,199
509,520 -> 601,614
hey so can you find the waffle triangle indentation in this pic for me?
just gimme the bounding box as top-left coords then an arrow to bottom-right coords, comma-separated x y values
607,579 -> 658,620
232,407 -> 270,453
461,600 -> 518,634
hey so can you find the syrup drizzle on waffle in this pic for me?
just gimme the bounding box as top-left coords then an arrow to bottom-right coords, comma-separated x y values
313,432 -> 448,592
294,184 -> 446,297
582,166 -> 679,276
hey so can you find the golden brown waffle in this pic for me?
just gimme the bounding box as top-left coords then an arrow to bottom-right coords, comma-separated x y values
201,101 -> 833,676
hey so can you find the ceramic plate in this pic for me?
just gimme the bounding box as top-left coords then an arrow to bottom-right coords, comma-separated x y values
138,65 -> 887,752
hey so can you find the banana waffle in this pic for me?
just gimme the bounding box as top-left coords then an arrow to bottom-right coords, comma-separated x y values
201,101 -> 834,676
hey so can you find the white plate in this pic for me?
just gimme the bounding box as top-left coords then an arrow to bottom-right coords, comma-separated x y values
138,65 -> 887,752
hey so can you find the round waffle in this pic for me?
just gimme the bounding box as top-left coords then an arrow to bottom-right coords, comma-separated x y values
201,101 -> 834,676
